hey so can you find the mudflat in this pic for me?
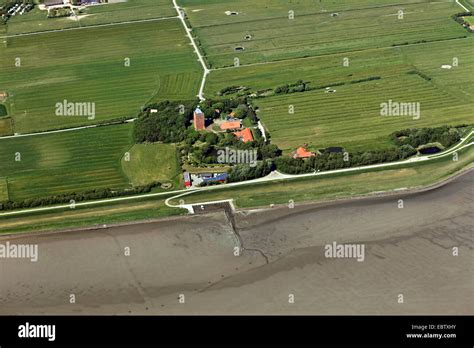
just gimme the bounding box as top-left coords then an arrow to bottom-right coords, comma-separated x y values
0,172 -> 472,315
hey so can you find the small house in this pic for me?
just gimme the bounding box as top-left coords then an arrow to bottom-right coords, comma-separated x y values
233,128 -> 254,143
220,120 -> 241,131
293,146 -> 315,159
203,173 -> 228,183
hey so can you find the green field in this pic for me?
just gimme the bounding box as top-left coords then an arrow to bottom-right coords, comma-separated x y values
459,0 -> 474,11
0,198 -> 184,234
0,117 -> 12,136
121,143 -> 180,186
1,141 -> 472,235
0,19 -> 201,133
5,0 -> 176,35
0,177 -> 8,201
198,0 -> 473,153
0,124 -> 133,201
0,0 -> 472,223
206,39 -> 474,152
181,0 -> 467,68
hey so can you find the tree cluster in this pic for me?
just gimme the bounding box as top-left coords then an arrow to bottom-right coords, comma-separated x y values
182,127 -> 281,166
391,126 -> 462,148
227,160 -> 275,183
133,100 -> 198,143
0,182 -> 162,211
275,146 -> 417,174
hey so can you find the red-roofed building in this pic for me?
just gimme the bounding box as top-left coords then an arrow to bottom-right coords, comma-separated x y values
233,128 -> 254,142
220,120 -> 241,131
193,107 -> 205,131
183,172 -> 192,188
293,146 -> 315,159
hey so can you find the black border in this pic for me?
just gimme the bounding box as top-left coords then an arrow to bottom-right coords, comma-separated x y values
0,315 -> 472,346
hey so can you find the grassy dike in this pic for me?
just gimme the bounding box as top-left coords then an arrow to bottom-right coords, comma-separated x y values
0,197 -> 185,235
0,145 -> 472,235
171,145 -> 474,208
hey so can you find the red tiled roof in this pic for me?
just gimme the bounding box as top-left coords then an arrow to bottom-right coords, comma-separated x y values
220,121 -> 241,130
233,128 -> 254,142
193,111 -> 205,131
294,147 -> 315,159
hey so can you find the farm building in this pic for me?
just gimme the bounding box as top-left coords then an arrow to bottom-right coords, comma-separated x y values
183,171 -> 192,188
203,173 -> 228,183
233,128 -> 254,142
190,172 -> 228,187
193,107 -> 205,131
220,120 -> 241,131
76,0 -> 100,5
43,0 -> 65,6
293,146 -> 315,159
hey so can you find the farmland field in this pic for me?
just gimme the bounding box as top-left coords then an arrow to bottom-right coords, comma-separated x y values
0,124 -> 133,202
206,38 -> 474,153
0,19 -> 202,134
1,139 -> 472,235
0,0 -> 472,215
0,117 -> 12,136
0,177 -> 8,201
181,0 -> 467,68
459,0 -> 474,11
5,0 -> 176,35
121,143 -> 180,187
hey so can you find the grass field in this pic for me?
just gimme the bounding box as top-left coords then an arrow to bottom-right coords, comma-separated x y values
121,143 -> 180,187
5,0 -> 176,35
0,124 -> 133,201
0,0 -> 472,222
459,0 -> 474,11
1,142 -> 471,235
0,177 -> 8,201
181,0 -> 467,68
0,19 -> 201,133
0,117 -> 13,136
0,198 -> 184,234
206,39 -> 474,152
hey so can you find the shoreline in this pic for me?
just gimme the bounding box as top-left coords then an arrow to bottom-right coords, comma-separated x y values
0,170 -> 471,315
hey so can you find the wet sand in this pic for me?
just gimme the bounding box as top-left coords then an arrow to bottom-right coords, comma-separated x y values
0,171 -> 472,314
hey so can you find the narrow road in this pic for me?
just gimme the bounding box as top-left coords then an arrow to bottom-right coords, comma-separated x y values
0,118 -> 136,141
456,0 -> 470,12
172,0 -> 209,101
2,131 -> 471,218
